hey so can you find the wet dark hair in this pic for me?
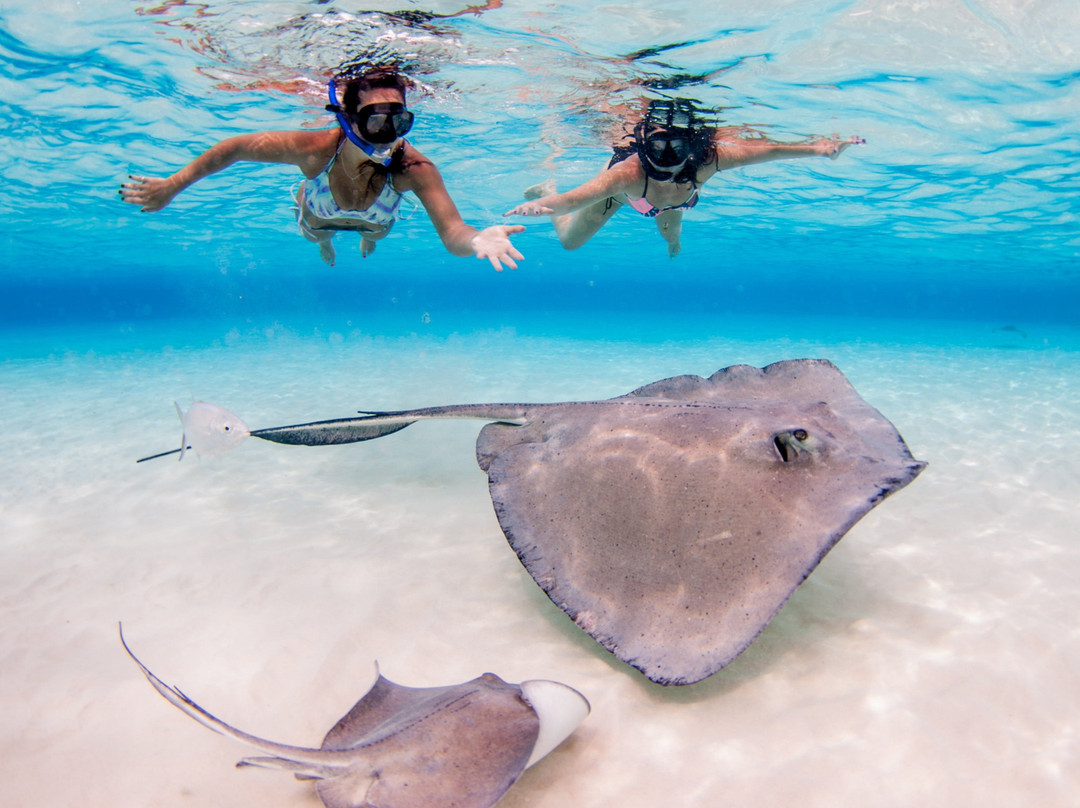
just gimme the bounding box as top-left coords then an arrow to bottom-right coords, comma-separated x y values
633,98 -> 715,184
339,69 -> 411,114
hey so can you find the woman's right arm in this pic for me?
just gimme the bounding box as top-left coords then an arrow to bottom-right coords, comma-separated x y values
119,130 -> 329,212
504,159 -> 641,218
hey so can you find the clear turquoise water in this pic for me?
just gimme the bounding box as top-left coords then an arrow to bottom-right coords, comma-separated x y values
2,0 -> 1079,343
2,3 -> 1079,807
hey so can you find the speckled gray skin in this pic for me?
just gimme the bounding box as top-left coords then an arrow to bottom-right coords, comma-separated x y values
253,359 -> 926,685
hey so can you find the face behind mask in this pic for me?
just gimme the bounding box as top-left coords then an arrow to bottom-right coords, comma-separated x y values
634,99 -> 703,181
325,80 -> 414,167
643,131 -> 691,170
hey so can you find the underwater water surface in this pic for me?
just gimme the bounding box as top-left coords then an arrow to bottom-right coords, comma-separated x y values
1,1 -> 1079,807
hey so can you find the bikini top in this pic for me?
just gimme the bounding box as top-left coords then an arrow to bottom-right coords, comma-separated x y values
622,173 -> 700,218
608,146 -> 701,218
301,139 -> 406,227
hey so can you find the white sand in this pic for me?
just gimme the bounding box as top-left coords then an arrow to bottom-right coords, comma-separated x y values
1,320 -> 1078,807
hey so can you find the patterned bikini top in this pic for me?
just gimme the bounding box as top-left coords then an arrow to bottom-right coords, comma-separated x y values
301,139 -> 406,227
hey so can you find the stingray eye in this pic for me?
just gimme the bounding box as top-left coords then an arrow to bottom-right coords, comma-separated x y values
773,429 -> 811,463
224,425 -> 231,431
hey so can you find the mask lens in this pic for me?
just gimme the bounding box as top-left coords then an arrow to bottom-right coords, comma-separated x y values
646,134 -> 689,167
352,103 -> 414,144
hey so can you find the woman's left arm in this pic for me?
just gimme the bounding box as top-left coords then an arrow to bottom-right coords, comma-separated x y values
713,133 -> 865,170
398,158 -> 525,271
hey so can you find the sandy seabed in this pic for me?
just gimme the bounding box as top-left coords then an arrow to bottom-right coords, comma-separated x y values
1,318 -> 1078,808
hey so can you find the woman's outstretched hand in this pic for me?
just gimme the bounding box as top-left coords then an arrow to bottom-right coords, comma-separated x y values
471,225 -> 526,271
816,136 -> 866,159
503,201 -> 554,217
118,175 -> 179,212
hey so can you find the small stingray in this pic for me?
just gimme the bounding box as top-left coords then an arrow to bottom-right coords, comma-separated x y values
138,360 -> 926,684
137,402 -> 250,462
120,627 -> 589,808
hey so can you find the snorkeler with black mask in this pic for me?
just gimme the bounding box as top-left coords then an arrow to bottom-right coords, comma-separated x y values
121,68 -> 525,270
505,98 -> 864,257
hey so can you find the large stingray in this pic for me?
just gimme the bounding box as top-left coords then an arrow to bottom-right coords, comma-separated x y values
139,359 -> 926,685
120,628 -> 589,808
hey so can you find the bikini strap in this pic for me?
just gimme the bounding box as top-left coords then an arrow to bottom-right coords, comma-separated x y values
322,136 -> 347,174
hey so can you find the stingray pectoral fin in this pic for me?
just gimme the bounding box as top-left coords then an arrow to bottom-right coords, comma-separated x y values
520,680 -> 590,769
251,415 -> 417,446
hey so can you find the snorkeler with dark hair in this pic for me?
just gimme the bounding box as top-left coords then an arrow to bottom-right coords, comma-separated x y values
505,99 -> 863,257
120,69 -> 525,270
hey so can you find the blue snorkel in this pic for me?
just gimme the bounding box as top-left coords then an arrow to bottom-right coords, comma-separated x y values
326,79 -> 397,167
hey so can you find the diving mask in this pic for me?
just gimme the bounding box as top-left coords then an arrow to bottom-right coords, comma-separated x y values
635,99 -> 700,178
326,79 -> 414,166
643,132 -> 690,169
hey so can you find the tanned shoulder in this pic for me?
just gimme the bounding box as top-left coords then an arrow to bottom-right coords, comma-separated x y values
391,141 -> 438,191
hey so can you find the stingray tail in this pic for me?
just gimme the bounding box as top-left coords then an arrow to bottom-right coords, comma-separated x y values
237,755 -> 342,780
249,404 -> 529,449
118,624 -> 351,769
